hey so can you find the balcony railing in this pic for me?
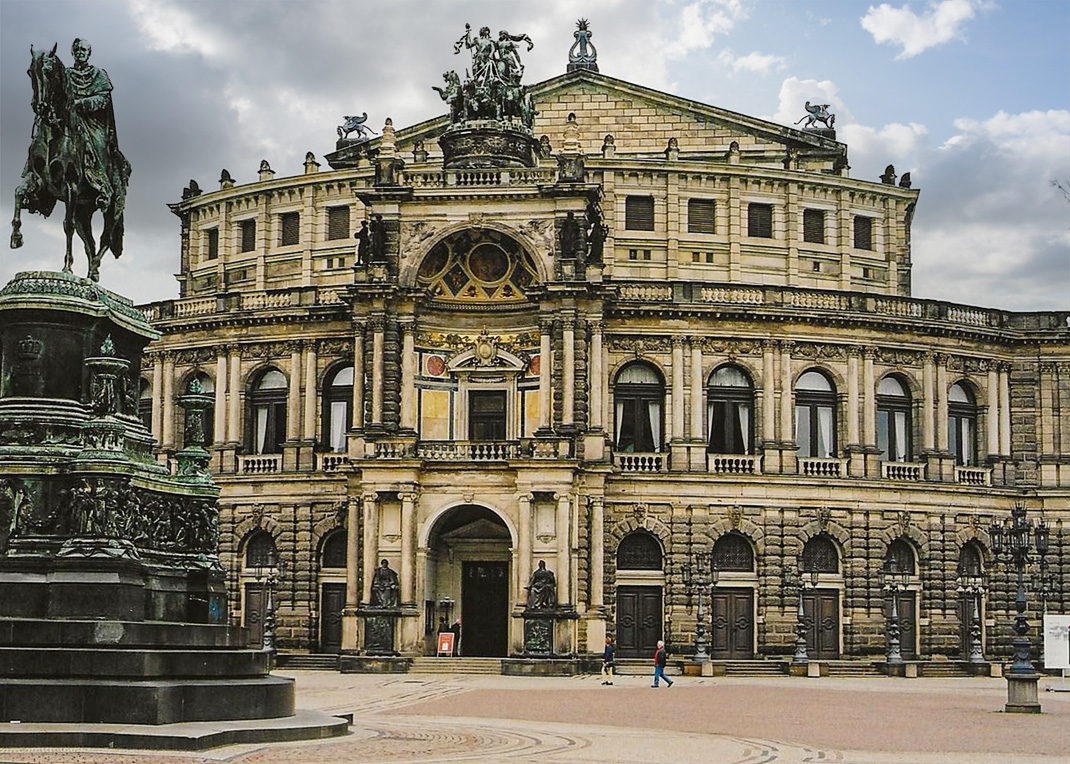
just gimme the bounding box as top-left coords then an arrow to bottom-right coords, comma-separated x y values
955,466 -> 992,486
798,457 -> 846,478
881,461 -> 926,481
707,453 -> 761,475
417,440 -> 521,461
238,454 -> 282,474
317,453 -> 351,472
615,452 -> 666,472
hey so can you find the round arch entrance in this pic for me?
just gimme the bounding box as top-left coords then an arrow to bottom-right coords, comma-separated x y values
424,504 -> 513,657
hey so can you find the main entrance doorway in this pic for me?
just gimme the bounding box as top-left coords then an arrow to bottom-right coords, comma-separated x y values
319,582 -> 345,653
803,589 -> 839,660
710,588 -> 754,659
426,504 -> 513,657
616,585 -> 662,658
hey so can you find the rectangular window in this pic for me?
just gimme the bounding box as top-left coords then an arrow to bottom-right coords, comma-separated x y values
854,215 -> 873,250
239,219 -> 256,253
327,206 -> 350,241
468,390 -> 507,441
625,196 -> 655,231
205,228 -> 219,260
747,203 -> 773,238
803,209 -> 825,244
687,199 -> 716,234
279,211 -> 300,246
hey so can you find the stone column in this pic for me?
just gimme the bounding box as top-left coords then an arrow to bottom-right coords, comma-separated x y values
362,493 -> 379,603
589,322 -> 604,429
517,493 -> 533,605
847,348 -> 860,447
303,341 -> 317,441
342,497 -> 361,649
863,347 -> 876,447
352,328 -> 364,430
162,352 -> 175,450
690,339 -> 703,441
779,341 -> 794,443
227,346 -> 241,443
762,341 -> 776,445
214,353 -> 227,445
936,355 -> 949,452
589,496 -> 605,608
400,490 -> 417,604
998,363 -> 1011,456
371,320 -> 385,426
287,342 -> 302,442
400,321 -> 417,431
922,353 -> 935,451
987,363 -> 999,457
671,337 -> 685,443
555,493 -> 570,606
538,320 -> 553,430
151,357 -> 164,442
563,319 -> 575,425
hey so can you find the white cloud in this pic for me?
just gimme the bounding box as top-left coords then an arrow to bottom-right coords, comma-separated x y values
665,0 -> 749,60
860,0 -> 978,59
717,49 -> 787,75
770,76 -> 848,127
128,0 -> 222,58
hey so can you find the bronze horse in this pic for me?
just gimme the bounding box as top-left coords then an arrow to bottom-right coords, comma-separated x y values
10,43 -> 130,282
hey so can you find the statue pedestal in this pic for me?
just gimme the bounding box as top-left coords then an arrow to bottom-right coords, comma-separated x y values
439,121 -> 539,169
520,607 -> 577,657
1005,672 -> 1042,714
359,607 -> 401,655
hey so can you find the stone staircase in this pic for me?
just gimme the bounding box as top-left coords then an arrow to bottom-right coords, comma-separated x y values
612,658 -> 680,676
825,661 -> 884,678
917,661 -> 973,678
409,657 -> 503,675
718,660 -> 787,677
276,653 -> 340,671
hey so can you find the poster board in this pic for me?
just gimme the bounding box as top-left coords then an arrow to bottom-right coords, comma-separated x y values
436,631 -> 455,657
1043,614 -> 1070,670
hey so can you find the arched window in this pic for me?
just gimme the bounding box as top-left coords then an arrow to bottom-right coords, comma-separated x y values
616,530 -> 663,570
248,368 -> 287,455
795,370 -> 837,458
801,534 -> 839,573
138,378 -> 153,431
885,538 -> 916,575
614,363 -> 664,453
877,376 -> 911,462
712,532 -> 754,572
320,531 -> 347,569
245,531 -> 278,568
322,365 -> 353,453
181,372 -> 215,447
948,382 -> 977,466
958,542 -> 984,577
707,365 -> 754,454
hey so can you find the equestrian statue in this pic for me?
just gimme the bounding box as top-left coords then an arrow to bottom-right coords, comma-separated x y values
10,39 -> 131,282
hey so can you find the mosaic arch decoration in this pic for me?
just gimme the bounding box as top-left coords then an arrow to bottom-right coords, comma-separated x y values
416,228 -> 540,304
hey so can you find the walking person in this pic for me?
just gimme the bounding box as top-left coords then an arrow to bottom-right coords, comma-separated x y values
601,636 -> 615,685
652,639 -> 673,687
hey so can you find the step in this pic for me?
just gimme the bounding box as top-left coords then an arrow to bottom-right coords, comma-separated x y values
825,662 -> 883,677
409,657 -> 502,674
719,661 -> 786,676
0,618 -> 249,650
275,653 -> 339,671
0,646 -> 270,679
611,658 -> 681,676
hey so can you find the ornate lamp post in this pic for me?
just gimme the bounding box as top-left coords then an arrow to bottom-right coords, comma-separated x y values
680,547 -> 711,662
990,501 -> 1048,713
880,557 -> 911,665
957,563 -> 987,664
256,559 -> 288,659
788,561 -> 820,663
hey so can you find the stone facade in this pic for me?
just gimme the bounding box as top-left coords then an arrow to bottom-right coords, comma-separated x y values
142,62 -> 1070,663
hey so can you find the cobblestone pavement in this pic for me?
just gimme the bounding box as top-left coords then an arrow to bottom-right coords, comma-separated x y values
0,671 -> 1067,764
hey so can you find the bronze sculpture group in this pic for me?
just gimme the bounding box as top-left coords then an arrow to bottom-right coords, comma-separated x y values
10,39 -> 131,282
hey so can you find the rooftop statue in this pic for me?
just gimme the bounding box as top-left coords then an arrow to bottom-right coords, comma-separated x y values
567,19 -> 599,72
436,24 -> 536,128
795,101 -> 835,130
337,112 -> 377,142
10,39 -> 131,282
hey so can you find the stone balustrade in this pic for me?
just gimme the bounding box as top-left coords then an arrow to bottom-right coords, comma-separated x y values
955,466 -> 992,486
614,452 -> 666,472
707,453 -> 761,475
881,461 -> 926,481
798,457 -> 847,478
238,454 -> 282,474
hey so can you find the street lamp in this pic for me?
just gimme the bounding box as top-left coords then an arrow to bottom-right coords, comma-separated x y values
990,501 -> 1048,713
255,559 -> 288,657
681,547 -> 711,662
880,557 -> 911,665
957,562 -> 987,665
789,560 -> 820,663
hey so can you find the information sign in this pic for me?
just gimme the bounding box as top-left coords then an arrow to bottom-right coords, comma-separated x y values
436,631 -> 455,657
1042,614 -> 1070,670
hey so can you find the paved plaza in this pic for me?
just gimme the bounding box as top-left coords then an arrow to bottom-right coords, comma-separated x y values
0,670 -> 1067,764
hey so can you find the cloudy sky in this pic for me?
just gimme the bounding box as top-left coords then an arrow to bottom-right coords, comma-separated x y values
1,0 -> 1067,310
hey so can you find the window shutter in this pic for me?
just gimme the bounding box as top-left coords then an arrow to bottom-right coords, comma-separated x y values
803,209 -> 825,244
687,199 -> 716,234
240,219 -> 256,252
206,228 -> 219,259
747,203 -> 772,238
327,206 -> 350,241
625,196 -> 655,231
280,212 -> 300,246
854,216 -> 873,250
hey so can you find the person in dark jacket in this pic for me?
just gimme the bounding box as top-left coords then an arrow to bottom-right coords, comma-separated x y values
601,636 -> 615,685
652,639 -> 673,687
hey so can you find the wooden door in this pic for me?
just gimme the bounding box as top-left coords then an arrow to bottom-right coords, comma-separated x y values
885,590 -> 917,659
243,583 -> 267,648
803,588 -> 839,660
319,582 -> 346,654
711,587 -> 754,659
957,593 -> 981,659
461,561 -> 509,657
616,585 -> 662,658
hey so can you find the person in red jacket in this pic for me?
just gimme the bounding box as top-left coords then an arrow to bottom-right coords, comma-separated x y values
652,640 -> 674,688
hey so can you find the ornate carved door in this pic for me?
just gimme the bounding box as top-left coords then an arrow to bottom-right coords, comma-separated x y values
711,588 -> 754,659
957,594 -> 981,659
885,590 -> 917,659
461,561 -> 509,657
243,583 -> 267,648
320,583 -> 346,654
803,589 -> 839,659
616,585 -> 662,658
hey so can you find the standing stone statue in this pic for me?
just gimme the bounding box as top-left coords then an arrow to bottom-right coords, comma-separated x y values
526,560 -> 557,610
10,39 -> 131,282
370,559 -> 400,608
